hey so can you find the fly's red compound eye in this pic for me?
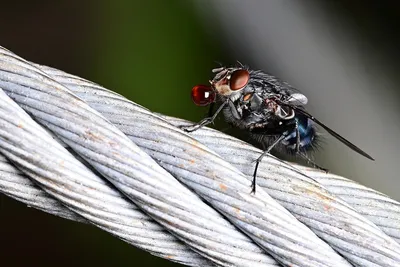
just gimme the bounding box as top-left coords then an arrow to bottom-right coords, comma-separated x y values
191,85 -> 216,106
229,69 -> 250,91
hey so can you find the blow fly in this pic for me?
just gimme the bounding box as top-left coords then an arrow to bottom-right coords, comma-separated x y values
183,65 -> 374,193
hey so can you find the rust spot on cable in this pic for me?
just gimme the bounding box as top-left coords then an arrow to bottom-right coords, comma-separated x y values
219,183 -> 227,191
111,152 -> 122,160
293,184 -> 335,210
84,130 -> 103,142
166,220 -> 178,228
191,139 -> 199,146
108,140 -> 118,148
205,169 -> 218,179
309,190 -> 332,202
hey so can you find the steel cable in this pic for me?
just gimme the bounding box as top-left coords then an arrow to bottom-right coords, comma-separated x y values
0,46 -> 399,266
39,62 -> 400,267
0,88 -> 214,267
300,170 -> 400,244
33,58 -> 351,266
164,117 -> 400,266
1,49 -> 346,267
0,49 -> 280,267
0,153 -> 85,222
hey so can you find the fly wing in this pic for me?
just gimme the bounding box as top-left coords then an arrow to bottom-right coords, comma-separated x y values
276,100 -> 375,160
287,93 -> 308,106
252,70 -> 308,106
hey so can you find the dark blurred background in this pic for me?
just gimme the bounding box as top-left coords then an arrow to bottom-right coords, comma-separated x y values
1,1 -> 400,266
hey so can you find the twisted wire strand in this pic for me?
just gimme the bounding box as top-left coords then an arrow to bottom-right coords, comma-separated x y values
164,117 -> 400,266
33,64 -> 358,266
293,165 -> 400,244
40,61 -> 400,267
0,46 -> 398,266
0,89 -> 213,267
0,50 -> 282,267
159,119 -> 400,246
0,153 -> 85,222
0,48 -> 349,267
37,62 -> 400,266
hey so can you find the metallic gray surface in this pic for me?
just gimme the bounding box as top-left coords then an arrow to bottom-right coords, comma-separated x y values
43,64 -> 400,266
39,64 -> 352,267
165,117 -> 400,267
0,47 -> 282,267
0,87 -> 212,267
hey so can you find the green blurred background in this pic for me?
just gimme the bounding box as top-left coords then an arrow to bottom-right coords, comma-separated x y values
0,1 -> 226,266
1,1 -> 400,266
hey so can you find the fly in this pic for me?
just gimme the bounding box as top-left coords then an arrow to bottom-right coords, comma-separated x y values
183,65 -> 374,193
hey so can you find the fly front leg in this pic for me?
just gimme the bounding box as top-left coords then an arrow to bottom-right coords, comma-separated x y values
252,134 -> 287,194
181,100 -> 228,132
207,102 -> 215,117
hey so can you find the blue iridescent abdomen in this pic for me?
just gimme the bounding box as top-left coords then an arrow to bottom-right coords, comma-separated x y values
282,114 -> 316,151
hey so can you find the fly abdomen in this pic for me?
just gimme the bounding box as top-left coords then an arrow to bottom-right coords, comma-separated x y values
282,114 -> 317,152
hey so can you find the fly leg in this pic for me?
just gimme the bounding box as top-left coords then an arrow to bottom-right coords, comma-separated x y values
298,153 -> 329,172
252,134 -> 287,194
181,100 -> 227,132
207,102 -> 215,117
295,120 -> 301,153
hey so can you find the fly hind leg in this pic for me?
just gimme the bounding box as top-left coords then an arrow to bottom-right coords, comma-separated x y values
297,153 -> 329,173
252,134 -> 287,194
